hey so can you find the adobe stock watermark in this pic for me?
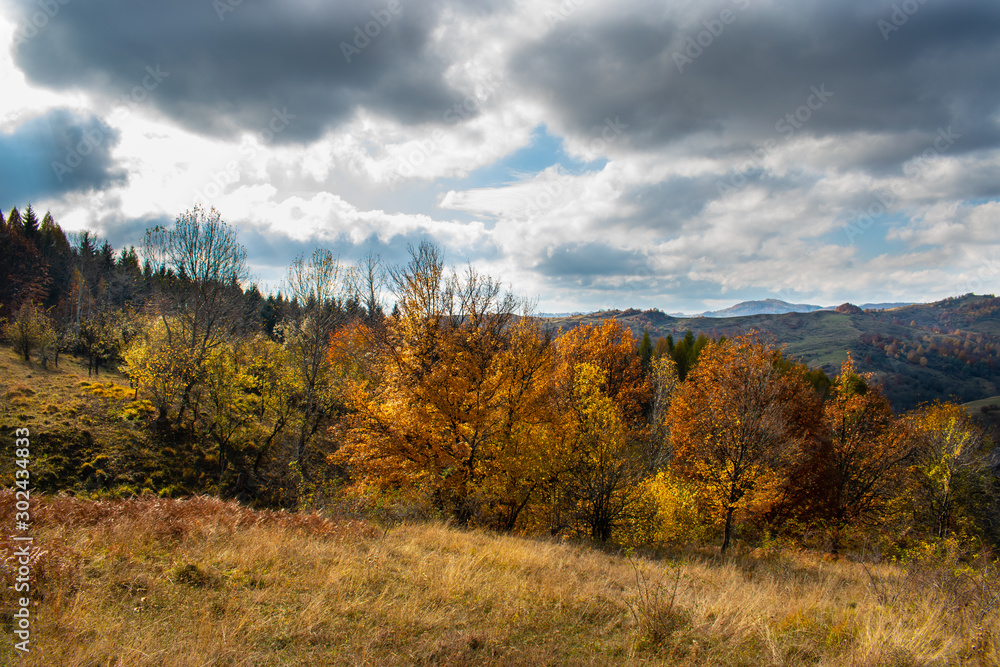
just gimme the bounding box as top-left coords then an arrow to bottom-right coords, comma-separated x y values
109,65 -> 171,119
12,0 -> 72,46
194,106 -> 296,204
11,427 -> 34,654
672,0 -> 751,73
52,65 -> 170,183
959,251 -> 1000,296
387,83 -> 498,190
878,0 -> 931,41
517,116 -> 627,217
213,0 -> 244,21
842,126 -> 959,244
545,0 -> 589,28
716,84 -> 833,196
341,0 -> 407,63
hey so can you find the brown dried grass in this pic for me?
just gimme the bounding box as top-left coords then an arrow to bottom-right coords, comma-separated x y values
0,492 -> 998,666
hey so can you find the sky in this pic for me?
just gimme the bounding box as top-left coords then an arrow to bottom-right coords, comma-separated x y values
1,0 -> 999,314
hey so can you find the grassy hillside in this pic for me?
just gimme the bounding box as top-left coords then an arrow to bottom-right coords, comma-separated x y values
0,344 -> 226,499
543,295 -> 1000,411
2,493 -> 998,666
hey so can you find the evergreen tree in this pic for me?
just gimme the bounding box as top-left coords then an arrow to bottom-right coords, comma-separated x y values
638,329 -> 653,374
7,206 -> 22,232
22,204 -> 40,240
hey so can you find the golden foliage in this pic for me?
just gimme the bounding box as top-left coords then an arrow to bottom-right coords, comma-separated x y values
668,334 -> 812,552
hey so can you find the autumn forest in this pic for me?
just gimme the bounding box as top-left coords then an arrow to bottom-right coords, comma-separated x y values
1,204 -> 997,558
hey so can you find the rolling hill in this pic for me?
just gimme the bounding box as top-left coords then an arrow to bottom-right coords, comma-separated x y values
541,294 -> 1000,412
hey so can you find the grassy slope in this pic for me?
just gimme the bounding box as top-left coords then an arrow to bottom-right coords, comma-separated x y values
0,344 -> 219,498
2,493 -> 996,666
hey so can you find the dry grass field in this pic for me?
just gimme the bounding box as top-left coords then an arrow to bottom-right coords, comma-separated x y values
2,492 -> 999,666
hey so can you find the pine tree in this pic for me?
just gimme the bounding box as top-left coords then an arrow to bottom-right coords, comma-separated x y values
7,206 -> 22,232
638,329 -> 653,374
22,204 -> 40,240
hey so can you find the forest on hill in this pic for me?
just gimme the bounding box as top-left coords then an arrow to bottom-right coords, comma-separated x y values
545,295 -> 1000,412
1,204 -> 998,557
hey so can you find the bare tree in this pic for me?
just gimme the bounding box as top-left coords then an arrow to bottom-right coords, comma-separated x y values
351,251 -> 388,322
142,206 -> 250,426
282,248 -> 351,465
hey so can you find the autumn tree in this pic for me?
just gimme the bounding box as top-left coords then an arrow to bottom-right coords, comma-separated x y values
547,319 -> 652,539
555,319 -> 649,422
908,401 -> 992,541
280,248 -> 352,465
78,307 -> 133,376
142,207 -> 250,426
475,318 -> 561,532
121,316 -> 197,425
3,301 -> 53,362
198,335 -> 299,495
669,335 -> 813,553
339,241 -> 527,524
644,354 -> 680,471
562,362 -> 649,542
797,356 -> 912,553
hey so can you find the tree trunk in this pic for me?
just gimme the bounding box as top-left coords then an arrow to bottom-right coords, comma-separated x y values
721,506 -> 735,553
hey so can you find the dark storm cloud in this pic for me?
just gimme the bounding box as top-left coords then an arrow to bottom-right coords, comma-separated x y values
10,0 -> 474,143
512,0 -> 1000,159
0,108 -> 126,203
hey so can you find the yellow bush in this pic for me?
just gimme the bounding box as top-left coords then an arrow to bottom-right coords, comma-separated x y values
644,469 -> 710,545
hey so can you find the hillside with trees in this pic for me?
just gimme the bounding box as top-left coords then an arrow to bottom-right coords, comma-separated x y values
544,296 -> 1000,412
1,204 -> 997,552
4,204 -> 1000,663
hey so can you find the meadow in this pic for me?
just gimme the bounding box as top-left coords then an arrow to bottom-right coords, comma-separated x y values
2,491 -> 999,666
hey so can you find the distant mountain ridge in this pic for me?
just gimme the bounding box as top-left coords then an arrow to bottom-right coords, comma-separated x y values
698,299 -> 918,318
701,299 -> 825,318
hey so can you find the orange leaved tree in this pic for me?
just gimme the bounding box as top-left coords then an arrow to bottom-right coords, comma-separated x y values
668,335 -> 813,553
816,355 -> 912,553
337,242 -> 530,524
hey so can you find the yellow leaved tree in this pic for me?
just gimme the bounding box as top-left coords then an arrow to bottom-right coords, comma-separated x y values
337,242 -> 532,525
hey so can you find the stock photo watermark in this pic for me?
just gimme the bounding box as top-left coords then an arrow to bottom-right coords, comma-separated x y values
213,0 -> 244,21
672,0 -> 751,73
842,126 -> 959,243
545,0 -> 588,27
878,0 -> 932,41
11,0 -> 71,45
716,84 -> 833,195
387,83 -> 499,189
341,0 -> 407,63
193,106 -> 296,204
11,427 -> 35,654
960,252 -> 1000,296
518,116 -> 628,216
51,65 -> 170,183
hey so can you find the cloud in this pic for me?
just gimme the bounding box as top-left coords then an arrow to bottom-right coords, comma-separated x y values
0,108 -> 126,203
10,0 -> 478,144
4,0 -> 1000,313
511,0 -> 1000,158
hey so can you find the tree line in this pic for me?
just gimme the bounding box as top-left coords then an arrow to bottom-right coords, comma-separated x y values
2,205 -> 996,555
